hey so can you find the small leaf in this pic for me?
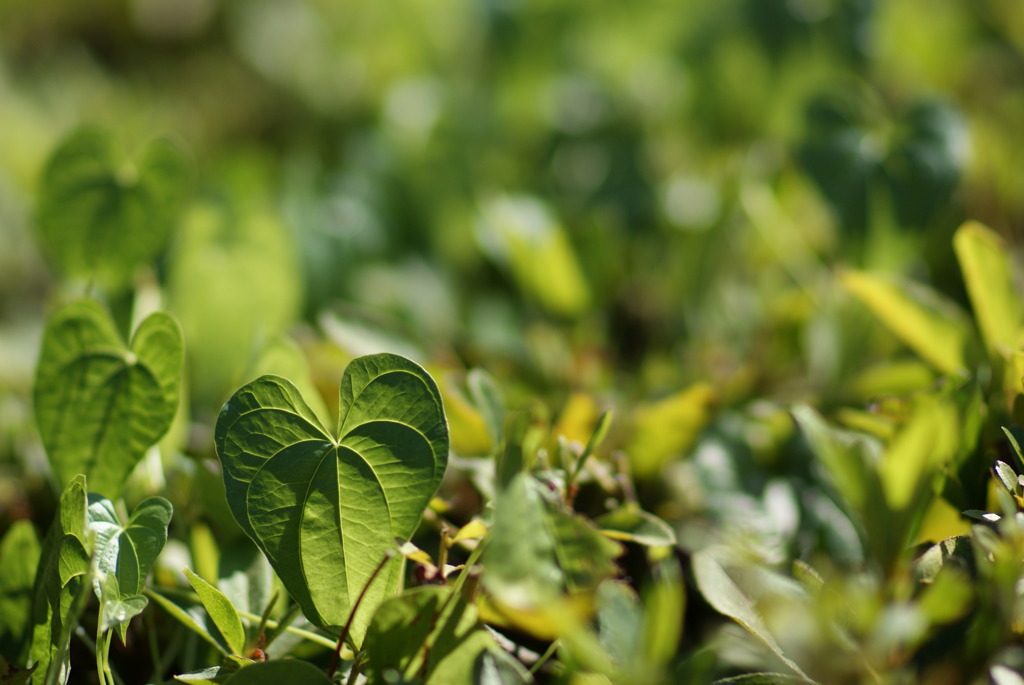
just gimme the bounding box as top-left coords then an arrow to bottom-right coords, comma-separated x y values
994,461 -> 1019,497
692,549 -> 813,683
215,353 -> 448,645
185,568 -> 247,657
596,505 -> 677,547
88,496 -> 172,605
840,269 -> 969,376
34,299 -> 183,498
36,127 -> 188,290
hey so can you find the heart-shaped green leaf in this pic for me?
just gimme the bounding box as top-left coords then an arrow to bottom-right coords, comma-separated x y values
36,127 -> 189,290
34,299 -> 184,498
215,353 -> 448,644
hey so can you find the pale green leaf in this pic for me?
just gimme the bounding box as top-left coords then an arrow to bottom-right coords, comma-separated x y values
596,581 -> 643,669
184,568 -> 247,657
36,127 -> 188,290
34,299 -> 183,498
840,269 -> 969,375
215,353 -> 448,645
954,221 -> 1021,358
692,549 -> 813,683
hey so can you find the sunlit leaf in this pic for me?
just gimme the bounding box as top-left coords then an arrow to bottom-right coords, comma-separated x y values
476,195 -> 591,318
953,221 -> 1021,359
34,299 -> 183,498
627,383 -> 716,478
215,353 -> 448,645
36,127 -> 188,290
184,569 -> 247,657
840,269 -> 969,375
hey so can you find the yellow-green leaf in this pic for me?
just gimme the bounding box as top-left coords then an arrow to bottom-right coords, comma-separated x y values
840,269 -> 969,375
953,220 -> 1021,359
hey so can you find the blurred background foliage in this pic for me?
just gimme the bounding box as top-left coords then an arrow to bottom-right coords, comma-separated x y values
4,0 -> 1024,682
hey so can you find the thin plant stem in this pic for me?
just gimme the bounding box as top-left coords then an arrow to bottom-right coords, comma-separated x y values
145,604 -> 163,683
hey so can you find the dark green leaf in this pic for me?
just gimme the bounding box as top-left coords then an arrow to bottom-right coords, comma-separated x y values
36,127 -> 188,290
34,299 -> 183,498
0,522 -> 41,661
215,353 -> 448,644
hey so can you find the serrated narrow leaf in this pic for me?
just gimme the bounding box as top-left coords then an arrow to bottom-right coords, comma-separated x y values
215,353 -> 448,645
34,299 -> 183,498
184,568 -> 247,657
